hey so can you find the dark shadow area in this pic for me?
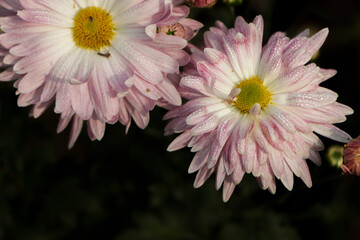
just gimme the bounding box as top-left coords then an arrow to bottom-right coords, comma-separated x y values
0,0 -> 360,239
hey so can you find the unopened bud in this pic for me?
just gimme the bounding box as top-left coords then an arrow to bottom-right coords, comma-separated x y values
186,0 -> 217,8
341,137 -> 360,176
327,145 -> 344,168
157,23 -> 185,38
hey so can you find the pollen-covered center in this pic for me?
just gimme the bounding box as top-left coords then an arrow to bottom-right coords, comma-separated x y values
72,7 -> 116,50
233,76 -> 272,113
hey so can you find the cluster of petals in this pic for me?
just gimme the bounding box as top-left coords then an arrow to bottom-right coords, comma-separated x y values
164,15 -> 353,201
0,0 -> 202,148
342,137 -> 360,176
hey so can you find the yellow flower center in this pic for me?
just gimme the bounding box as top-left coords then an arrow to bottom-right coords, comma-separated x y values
232,76 -> 272,113
72,7 -> 116,50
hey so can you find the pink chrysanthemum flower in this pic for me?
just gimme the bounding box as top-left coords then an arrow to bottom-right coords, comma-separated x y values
0,0 -> 202,148
164,16 -> 353,201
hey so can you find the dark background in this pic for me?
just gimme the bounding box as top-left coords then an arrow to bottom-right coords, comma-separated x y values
1,0 -> 360,239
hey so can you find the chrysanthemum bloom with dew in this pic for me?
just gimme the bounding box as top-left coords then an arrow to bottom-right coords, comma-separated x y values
0,0 -> 202,148
341,137 -> 360,176
164,15 -> 353,201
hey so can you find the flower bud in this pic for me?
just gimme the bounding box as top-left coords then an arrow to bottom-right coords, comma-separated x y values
157,23 -> 185,38
327,145 -> 344,168
222,0 -> 243,6
186,0 -> 217,8
341,137 -> 360,176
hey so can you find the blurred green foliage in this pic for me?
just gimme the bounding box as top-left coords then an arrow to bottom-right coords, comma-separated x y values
1,0 -> 360,239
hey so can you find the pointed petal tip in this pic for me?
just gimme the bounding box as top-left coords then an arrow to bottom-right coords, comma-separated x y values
313,27 -> 329,41
125,122 -> 131,134
68,141 -> 75,149
302,175 -> 313,188
282,179 -> 294,191
267,182 -> 277,194
250,103 -> 261,116
188,166 -> 196,174
254,15 -> 264,23
322,27 -> 329,34
222,196 -> 230,203
117,91 -> 128,98
193,182 -> 201,189
70,78 -> 85,85
222,181 -> 236,202
167,145 -> 176,152
145,24 -> 157,40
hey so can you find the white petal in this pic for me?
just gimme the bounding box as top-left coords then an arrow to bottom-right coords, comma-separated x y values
312,123 -> 352,143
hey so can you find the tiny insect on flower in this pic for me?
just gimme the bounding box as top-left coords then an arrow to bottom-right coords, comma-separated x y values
96,51 -> 111,58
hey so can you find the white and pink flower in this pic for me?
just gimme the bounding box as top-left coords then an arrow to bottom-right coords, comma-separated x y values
165,15 -> 353,201
0,0 -> 202,148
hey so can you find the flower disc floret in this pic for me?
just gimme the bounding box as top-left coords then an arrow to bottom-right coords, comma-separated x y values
233,76 -> 271,112
72,7 -> 116,50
